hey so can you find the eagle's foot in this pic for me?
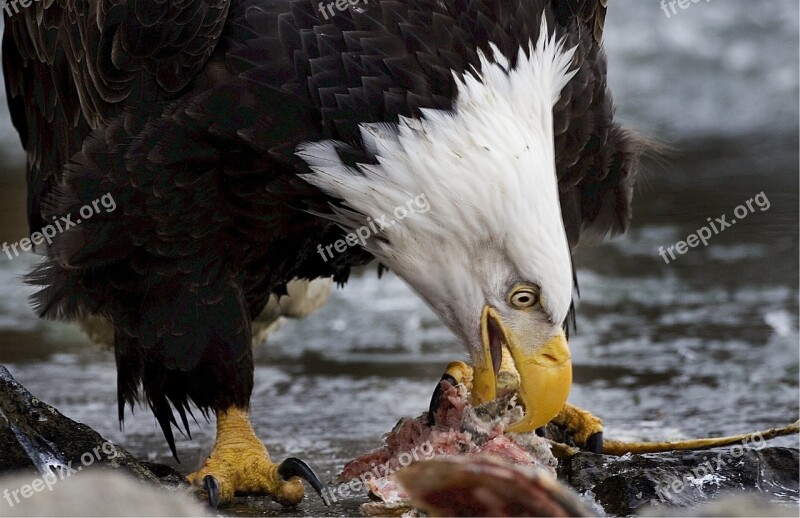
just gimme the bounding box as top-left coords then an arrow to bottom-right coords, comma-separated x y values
552,403 -> 604,453
428,358 -> 520,421
428,358 -> 520,419
187,407 -> 323,509
428,361 -> 473,422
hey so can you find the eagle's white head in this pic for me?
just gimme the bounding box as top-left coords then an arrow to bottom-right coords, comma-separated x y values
299,21 -> 577,432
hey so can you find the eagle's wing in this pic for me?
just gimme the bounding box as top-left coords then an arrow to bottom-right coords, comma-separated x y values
2,0 -> 230,234
552,0 -> 607,43
549,0 -> 643,248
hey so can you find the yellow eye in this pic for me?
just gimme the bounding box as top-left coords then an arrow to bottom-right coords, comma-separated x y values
509,286 -> 539,309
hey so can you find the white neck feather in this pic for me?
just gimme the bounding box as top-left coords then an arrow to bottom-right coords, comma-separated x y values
298,19 -> 577,330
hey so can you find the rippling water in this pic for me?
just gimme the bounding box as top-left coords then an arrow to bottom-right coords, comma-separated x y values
0,1 -> 798,516
605,0 -> 798,140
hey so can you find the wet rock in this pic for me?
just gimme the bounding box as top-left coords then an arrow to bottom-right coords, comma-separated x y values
558,447 -> 799,516
0,365 -> 181,486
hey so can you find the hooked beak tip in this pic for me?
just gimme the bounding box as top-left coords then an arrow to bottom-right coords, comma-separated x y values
473,306 -> 572,432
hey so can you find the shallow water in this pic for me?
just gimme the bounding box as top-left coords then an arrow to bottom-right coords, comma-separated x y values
0,1 -> 798,516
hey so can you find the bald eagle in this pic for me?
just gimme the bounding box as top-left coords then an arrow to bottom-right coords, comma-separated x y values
3,0 -> 642,507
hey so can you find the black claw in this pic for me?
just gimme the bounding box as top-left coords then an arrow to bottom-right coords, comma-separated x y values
278,457 -> 327,505
203,475 -> 220,514
584,432 -> 604,454
428,374 -> 458,425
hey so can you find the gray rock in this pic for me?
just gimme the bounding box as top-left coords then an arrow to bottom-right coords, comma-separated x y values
558,447 -> 799,516
0,365 -> 182,486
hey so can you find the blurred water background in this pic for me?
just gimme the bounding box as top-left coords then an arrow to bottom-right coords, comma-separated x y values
0,1 -> 798,515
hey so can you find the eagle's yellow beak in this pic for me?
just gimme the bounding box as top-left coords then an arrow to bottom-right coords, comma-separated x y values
472,306 -> 572,433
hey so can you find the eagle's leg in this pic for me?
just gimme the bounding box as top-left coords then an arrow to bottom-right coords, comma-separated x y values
428,361 -> 603,452
186,407 -> 321,508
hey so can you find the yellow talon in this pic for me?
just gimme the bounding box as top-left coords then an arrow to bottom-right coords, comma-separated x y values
186,407 -> 305,507
440,357 -> 520,396
551,404 -> 604,448
442,361 -> 474,387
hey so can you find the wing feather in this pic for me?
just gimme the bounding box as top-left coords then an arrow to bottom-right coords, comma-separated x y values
3,0 -> 230,233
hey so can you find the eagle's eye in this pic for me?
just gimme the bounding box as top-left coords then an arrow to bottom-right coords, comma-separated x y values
509,286 -> 540,309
